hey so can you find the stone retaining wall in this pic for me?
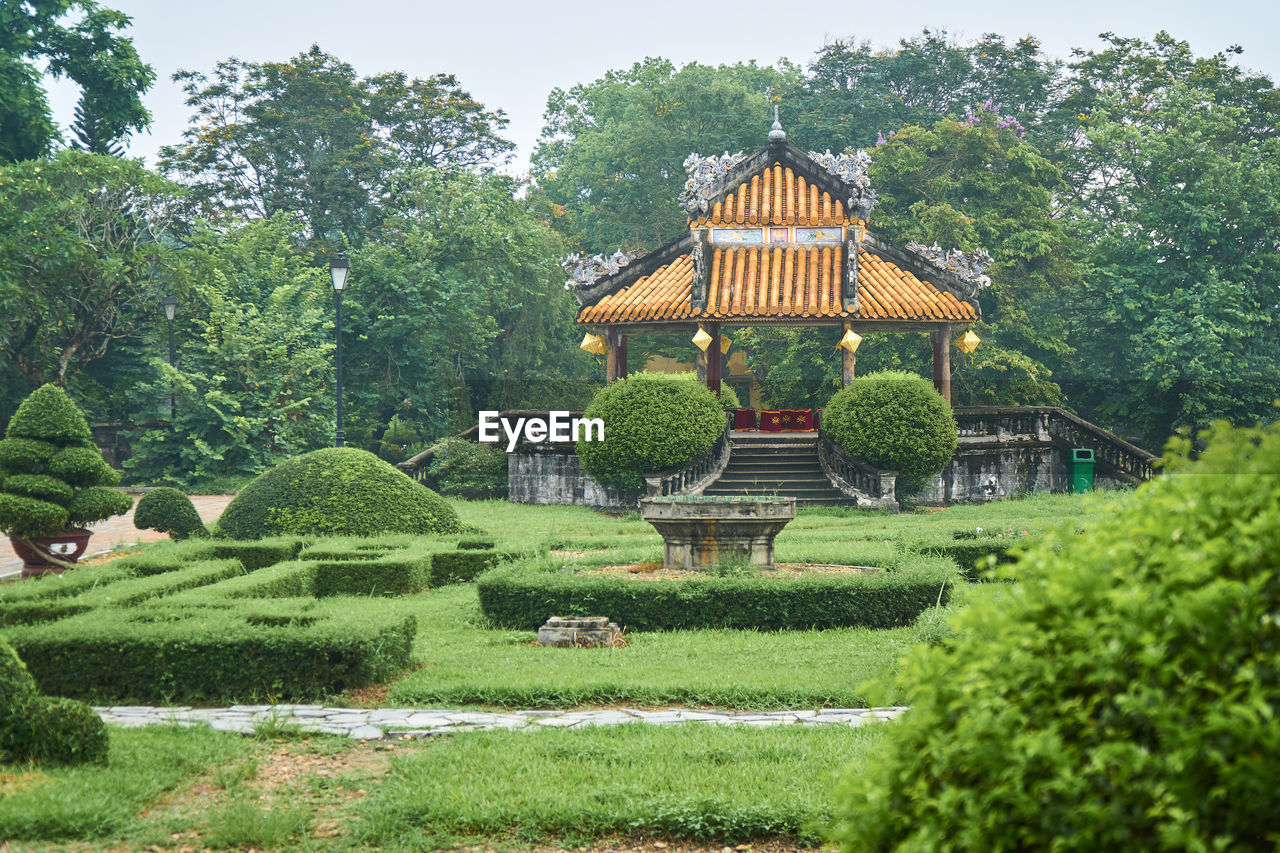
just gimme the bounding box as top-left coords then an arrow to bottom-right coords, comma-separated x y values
507,449 -> 630,508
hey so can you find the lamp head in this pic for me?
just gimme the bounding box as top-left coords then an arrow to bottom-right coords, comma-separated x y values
160,295 -> 178,322
329,254 -> 350,292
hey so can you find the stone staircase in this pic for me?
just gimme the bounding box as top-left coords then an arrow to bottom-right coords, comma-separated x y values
702,432 -> 850,505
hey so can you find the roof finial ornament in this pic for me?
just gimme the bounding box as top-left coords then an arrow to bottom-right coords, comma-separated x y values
769,105 -> 786,142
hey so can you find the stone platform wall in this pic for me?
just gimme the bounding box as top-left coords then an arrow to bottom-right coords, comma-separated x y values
507,449 -> 630,508
917,439 -> 1124,505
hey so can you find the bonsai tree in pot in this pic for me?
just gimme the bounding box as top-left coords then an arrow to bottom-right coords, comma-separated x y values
0,384 -> 132,577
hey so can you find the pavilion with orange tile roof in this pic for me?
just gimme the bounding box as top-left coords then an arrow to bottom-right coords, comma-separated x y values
566,116 -> 987,405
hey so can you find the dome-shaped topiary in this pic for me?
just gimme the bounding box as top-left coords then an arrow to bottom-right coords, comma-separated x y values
0,384 -> 131,539
0,636 -> 108,766
216,447 -> 462,540
822,370 -> 957,497
134,487 -> 208,540
832,420 -> 1280,851
631,372 -> 742,411
576,377 -> 727,493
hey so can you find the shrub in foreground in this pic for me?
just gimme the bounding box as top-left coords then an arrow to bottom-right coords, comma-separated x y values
216,447 -> 461,539
823,371 -> 956,496
133,487 -> 208,539
832,420 -> 1280,851
576,377 -> 727,493
1,636 -> 108,765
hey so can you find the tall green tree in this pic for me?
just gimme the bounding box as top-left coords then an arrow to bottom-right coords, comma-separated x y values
787,30 -> 1063,155
0,0 -> 153,161
1063,81 -> 1280,441
0,151 -> 180,387
123,216 -> 335,487
344,167 -> 595,440
159,45 -> 513,242
533,58 -> 799,254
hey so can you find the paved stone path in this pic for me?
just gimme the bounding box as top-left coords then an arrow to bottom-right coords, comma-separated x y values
94,705 -> 909,740
0,493 -> 235,582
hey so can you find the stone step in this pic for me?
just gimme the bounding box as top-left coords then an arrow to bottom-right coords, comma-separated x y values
725,460 -> 826,472
713,473 -> 831,486
703,486 -> 848,498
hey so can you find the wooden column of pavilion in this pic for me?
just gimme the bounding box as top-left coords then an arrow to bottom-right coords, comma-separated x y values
570,128 -> 981,403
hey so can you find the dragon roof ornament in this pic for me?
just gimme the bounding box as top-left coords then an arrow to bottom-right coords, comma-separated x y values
906,242 -> 994,299
679,151 -> 746,216
562,249 -> 644,290
808,148 -> 878,219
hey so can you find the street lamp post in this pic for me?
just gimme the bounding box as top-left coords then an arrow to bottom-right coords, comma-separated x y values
160,295 -> 178,425
329,254 -> 350,448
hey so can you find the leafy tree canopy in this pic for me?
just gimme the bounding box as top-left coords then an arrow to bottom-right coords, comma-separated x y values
158,45 -> 514,243
0,0 -> 153,161
533,57 -> 800,254
0,151 -> 181,386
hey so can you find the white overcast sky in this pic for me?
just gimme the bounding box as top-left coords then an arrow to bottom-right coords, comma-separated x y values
44,0 -> 1280,174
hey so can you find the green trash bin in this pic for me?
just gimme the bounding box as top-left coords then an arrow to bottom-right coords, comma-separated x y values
1070,448 -> 1095,493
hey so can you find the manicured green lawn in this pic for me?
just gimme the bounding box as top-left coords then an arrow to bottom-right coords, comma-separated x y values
0,725 -> 249,842
357,723 -> 887,848
384,584 -> 923,708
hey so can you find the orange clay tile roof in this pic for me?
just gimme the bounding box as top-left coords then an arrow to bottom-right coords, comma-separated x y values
689,163 -> 848,227
577,246 -> 977,325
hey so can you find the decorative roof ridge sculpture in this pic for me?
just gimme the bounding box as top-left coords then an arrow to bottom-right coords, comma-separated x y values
906,242 -> 994,299
562,249 -> 645,290
807,148 -> 878,220
679,151 -> 747,216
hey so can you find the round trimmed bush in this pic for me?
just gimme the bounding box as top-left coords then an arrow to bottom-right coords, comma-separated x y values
822,370 -> 957,496
576,377 -> 727,493
428,438 -> 508,500
0,384 -> 131,539
631,371 -> 742,411
216,447 -> 462,540
832,420 -> 1280,851
134,487 -> 208,540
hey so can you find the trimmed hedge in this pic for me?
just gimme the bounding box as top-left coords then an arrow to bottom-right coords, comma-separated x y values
429,549 -> 509,586
5,599 -> 417,703
217,447 -> 461,540
113,537 -> 304,575
0,636 -> 108,766
0,565 -> 139,627
133,487 -> 208,540
166,560 -> 320,600
576,377 -> 727,493
312,553 -> 433,597
477,557 -> 956,631
823,371 -> 957,496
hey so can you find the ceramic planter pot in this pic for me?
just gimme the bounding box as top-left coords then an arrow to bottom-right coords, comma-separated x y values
8,529 -> 93,578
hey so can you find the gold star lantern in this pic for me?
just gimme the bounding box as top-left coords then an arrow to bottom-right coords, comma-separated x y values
692,328 -> 714,351
580,333 -> 607,355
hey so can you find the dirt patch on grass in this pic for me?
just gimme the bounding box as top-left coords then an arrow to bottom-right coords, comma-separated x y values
585,562 -> 884,581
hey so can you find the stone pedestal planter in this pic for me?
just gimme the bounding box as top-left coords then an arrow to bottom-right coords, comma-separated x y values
537,616 -> 622,647
639,497 -> 796,570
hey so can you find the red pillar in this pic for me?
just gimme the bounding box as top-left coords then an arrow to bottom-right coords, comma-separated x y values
931,323 -> 951,406
706,323 -> 721,397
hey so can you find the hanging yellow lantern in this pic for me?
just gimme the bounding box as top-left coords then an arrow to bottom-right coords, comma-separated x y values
838,329 -> 863,353
580,332 -> 607,355
956,330 -> 981,354
719,335 -> 732,354
692,328 -> 714,351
